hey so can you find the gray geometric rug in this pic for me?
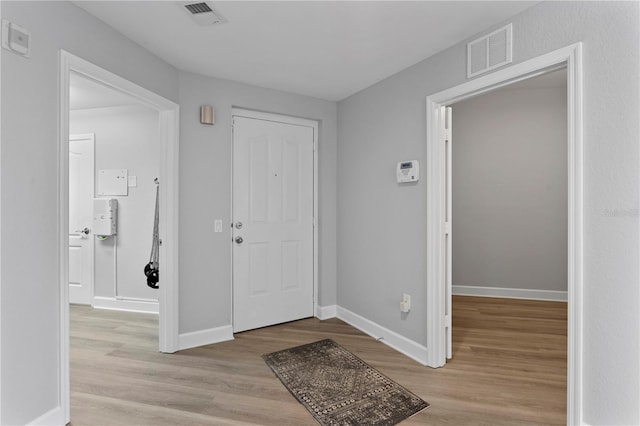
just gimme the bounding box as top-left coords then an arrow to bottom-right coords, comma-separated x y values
263,339 -> 429,425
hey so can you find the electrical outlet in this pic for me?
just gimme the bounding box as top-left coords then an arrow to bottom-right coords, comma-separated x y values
400,293 -> 411,313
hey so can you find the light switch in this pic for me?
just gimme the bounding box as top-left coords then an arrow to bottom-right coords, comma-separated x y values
214,220 -> 222,233
128,176 -> 137,188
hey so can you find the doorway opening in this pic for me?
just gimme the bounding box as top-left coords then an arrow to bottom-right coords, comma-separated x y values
69,73 -> 162,311
425,43 -> 583,424
449,67 -> 569,424
59,51 -> 180,424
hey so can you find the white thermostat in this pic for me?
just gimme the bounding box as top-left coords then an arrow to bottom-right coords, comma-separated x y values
396,160 -> 419,183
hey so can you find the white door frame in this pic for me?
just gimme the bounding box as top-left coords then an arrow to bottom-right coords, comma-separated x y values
58,51 -> 180,423
230,108 -> 319,330
69,133 -> 95,305
425,43 -> 583,425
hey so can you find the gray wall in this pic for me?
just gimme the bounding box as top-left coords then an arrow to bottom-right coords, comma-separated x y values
1,1 -> 337,422
70,106 -> 160,301
0,2 -> 179,424
337,2 -> 638,424
451,78 -> 568,293
178,71 -> 337,334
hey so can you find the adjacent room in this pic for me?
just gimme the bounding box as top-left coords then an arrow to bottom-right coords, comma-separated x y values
449,68 -> 569,423
1,1 -> 638,426
68,72 -> 161,313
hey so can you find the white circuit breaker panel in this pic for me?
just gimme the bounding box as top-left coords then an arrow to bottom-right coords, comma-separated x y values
98,169 -> 128,196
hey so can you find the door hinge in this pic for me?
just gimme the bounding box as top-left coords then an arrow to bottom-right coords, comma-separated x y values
444,222 -> 451,235
444,314 -> 451,328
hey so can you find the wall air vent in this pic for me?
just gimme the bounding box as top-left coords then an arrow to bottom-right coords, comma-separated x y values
467,23 -> 512,78
180,1 -> 228,26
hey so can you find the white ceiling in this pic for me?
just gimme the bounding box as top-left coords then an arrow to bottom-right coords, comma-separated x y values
73,1 -> 539,102
70,72 -> 142,110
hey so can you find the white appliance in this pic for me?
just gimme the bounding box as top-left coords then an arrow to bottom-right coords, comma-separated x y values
93,198 -> 117,237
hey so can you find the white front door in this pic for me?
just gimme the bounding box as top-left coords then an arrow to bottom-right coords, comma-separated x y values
69,134 -> 95,305
232,114 -> 315,333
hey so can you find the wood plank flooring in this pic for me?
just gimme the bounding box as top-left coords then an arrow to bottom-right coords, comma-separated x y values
70,296 -> 567,425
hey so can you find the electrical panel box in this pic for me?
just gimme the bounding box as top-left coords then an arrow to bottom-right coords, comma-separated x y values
396,160 -> 419,183
98,169 -> 128,196
93,198 -> 117,237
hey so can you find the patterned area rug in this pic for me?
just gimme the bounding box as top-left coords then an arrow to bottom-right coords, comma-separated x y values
263,339 -> 429,425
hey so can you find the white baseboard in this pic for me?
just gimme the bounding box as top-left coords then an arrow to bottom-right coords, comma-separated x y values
28,406 -> 65,426
178,325 -> 234,351
92,296 -> 159,314
336,306 -> 428,366
452,285 -> 568,302
316,304 -> 337,320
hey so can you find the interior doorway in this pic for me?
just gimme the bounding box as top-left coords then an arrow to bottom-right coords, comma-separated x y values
425,43 -> 583,423
69,73 -> 161,312
450,68 -> 568,307
58,51 -> 180,424
446,68 -> 569,422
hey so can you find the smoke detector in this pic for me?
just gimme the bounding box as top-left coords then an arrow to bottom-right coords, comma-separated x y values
179,2 -> 228,26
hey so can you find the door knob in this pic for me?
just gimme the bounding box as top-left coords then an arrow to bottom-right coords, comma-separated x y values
235,222 -> 243,229
235,236 -> 244,244
75,227 -> 90,235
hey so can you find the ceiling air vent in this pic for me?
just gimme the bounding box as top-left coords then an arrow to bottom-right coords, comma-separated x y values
467,23 -> 512,78
180,1 -> 228,26
185,3 -> 212,14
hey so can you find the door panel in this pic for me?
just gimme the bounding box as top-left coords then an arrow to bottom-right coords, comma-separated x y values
69,135 -> 95,305
68,246 -> 82,284
233,116 -> 314,333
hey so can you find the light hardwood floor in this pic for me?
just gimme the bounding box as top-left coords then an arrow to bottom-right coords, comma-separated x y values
70,296 -> 567,425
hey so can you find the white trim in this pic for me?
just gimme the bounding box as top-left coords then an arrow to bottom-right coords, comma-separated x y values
425,43 -> 583,425
157,107 -> 181,354
232,109 -> 319,129
566,44 -> 584,426
452,285 -> 568,302
27,406 -> 65,426
425,102 -> 447,368
92,296 -> 159,314
59,50 -> 180,425
178,326 -> 234,351
230,108 -> 319,333
336,306 -> 428,366
0,1 -> 4,417
315,304 -> 337,320
58,50 -> 72,426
